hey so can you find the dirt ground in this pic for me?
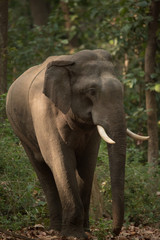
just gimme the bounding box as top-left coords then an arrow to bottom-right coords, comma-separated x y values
0,224 -> 160,240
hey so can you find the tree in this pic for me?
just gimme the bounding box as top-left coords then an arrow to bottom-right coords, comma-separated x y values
0,0 -> 8,94
145,0 -> 160,165
60,0 -> 80,48
29,0 -> 50,26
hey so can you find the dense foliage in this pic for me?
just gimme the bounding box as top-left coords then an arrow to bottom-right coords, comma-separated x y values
0,0 -> 160,237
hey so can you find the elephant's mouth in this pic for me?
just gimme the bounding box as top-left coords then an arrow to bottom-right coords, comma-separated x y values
97,125 -> 149,144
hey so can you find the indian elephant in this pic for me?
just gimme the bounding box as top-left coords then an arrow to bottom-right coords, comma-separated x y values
6,49 -> 148,239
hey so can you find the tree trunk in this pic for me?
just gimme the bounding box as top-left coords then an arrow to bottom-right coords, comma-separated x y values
145,0 -> 160,165
0,0 -> 8,94
60,1 -> 71,31
60,1 -> 79,48
29,0 -> 49,26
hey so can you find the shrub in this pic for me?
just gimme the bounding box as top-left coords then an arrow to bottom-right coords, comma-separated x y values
124,160 -> 160,226
97,140 -> 160,227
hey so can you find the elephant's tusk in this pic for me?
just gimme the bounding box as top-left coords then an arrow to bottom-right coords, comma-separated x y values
97,125 -> 115,144
127,128 -> 149,141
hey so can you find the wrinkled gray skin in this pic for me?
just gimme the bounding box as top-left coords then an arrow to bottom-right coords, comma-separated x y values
6,49 -> 126,239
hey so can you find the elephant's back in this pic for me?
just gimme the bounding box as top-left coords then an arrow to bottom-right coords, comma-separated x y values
6,64 -> 45,147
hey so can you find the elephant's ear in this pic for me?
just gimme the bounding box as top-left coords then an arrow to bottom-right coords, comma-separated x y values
43,60 -> 74,114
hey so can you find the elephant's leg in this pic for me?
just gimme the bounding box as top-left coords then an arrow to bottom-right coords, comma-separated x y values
76,130 -> 100,231
48,145 -> 87,239
30,109 -> 87,238
21,142 -> 62,231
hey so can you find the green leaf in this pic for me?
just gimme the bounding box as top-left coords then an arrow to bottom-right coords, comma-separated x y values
122,24 -> 131,33
137,1 -> 148,7
155,84 -> 160,93
119,7 -> 128,16
60,39 -> 69,45
139,71 -> 145,77
151,73 -> 157,79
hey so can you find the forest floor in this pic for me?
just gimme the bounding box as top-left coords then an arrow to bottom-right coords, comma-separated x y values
0,224 -> 160,240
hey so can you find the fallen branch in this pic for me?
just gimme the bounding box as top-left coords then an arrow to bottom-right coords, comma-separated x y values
0,228 -> 36,240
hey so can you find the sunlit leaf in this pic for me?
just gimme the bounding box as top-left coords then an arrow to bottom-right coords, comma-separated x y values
155,84 -> 160,93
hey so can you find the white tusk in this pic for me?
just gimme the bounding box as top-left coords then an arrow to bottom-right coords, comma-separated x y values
97,125 -> 115,144
127,128 -> 149,141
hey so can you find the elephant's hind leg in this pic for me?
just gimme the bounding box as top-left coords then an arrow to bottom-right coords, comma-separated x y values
21,142 -> 62,231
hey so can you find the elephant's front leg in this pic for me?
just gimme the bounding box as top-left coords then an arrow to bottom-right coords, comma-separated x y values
76,130 -> 101,232
38,137 -> 87,238
31,103 -> 86,238
51,144 -> 87,238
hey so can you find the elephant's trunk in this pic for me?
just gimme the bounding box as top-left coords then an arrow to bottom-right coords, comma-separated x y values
106,116 -> 126,235
95,109 -> 126,235
96,118 -> 148,235
108,139 -> 126,235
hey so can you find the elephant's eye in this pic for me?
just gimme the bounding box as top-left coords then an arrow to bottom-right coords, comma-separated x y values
86,88 -> 96,97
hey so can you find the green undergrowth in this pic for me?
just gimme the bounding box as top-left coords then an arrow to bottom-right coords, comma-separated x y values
90,218 -> 112,240
97,141 -> 160,228
1,94 -> 160,232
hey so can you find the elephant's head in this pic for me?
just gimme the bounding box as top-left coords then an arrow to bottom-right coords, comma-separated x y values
43,49 -> 149,142
43,49 -> 148,235
43,49 -> 124,127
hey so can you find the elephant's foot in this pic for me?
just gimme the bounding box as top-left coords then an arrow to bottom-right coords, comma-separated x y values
83,219 -> 90,233
49,221 -> 62,232
61,225 -> 88,239
113,226 -> 121,236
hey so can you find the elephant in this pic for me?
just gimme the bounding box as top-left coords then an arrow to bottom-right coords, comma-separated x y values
6,49 -> 149,239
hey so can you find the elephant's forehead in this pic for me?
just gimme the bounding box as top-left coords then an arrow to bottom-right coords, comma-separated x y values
79,60 -> 115,76
72,60 -> 118,91
73,76 -> 99,90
